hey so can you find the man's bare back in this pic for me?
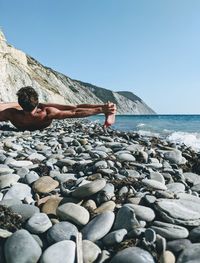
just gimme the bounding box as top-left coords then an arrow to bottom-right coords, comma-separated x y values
0,87 -> 116,131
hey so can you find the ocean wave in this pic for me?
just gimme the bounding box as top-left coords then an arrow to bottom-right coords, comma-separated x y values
167,132 -> 200,151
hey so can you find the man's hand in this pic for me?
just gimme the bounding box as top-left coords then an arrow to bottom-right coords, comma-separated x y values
102,102 -> 117,115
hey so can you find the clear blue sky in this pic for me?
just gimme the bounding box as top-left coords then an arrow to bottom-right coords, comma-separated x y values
1,0 -> 200,114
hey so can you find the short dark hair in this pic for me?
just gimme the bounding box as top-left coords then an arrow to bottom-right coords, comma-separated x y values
17,86 -> 39,112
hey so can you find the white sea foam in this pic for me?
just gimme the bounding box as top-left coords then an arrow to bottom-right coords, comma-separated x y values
137,123 -> 146,127
167,132 -> 200,151
137,130 -> 160,137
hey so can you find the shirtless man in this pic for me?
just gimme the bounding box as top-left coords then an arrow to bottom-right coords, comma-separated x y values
0,86 -> 116,131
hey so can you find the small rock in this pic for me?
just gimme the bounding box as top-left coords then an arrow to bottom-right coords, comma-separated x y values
47,221 -> 78,244
142,179 -> 167,190
103,229 -> 127,246
57,203 -> 90,226
9,160 -> 33,168
26,213 -> 52,234
4,229 -> 42,263
151,221 -> 189,240
82,211 -> 115,242
72,179 -> 106,199
177,243 -> 200,263
4,182 -> 32,200
160,250 -> 175,263
82,240 -> 101,263
110,247 -> 155,263
40,240 -> 76,263
33,176 -> 59,193
10,204 -> 39,222
0,174 -> 20,189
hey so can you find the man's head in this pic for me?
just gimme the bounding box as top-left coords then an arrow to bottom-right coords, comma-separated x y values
17,86 -> 39,112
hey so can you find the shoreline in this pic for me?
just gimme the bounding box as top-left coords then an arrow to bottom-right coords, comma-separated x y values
0,119 -> 200,262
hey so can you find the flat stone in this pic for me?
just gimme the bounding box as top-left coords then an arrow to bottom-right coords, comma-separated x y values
4,142 -> 23,151
164,150 -> 186,165
57,203 -> 90,226
10,204 -> 39,222
96,183 -> 115,203
47,221 -> 78,244
0,153 -> 6,163
72,179 -> 106,199
125,204 -> 155,222
4,229 -> 42,263
191,183 -> 200,193
26,213 -> 52,234
0,228 -> 12,238
126,169 -> 142,178
116,153 -> 136,162
99,168 -> 115,176
95,201 -> 116,214
55,173 -> 76,183
95,145 -> 113,152
151,221 -> 189,240
28,153 -> 46,161
110,247 -> 155,263
82,240 -> 101,263
189,225 -> 200,242
0,164 -> 14,175
103,229 -> 127,246
177,243 -> 200,263
9,160 -> 33,168
183,172 -> 200,185
167,239 -> 191,255
0,198 -> 22,207
42,197 -> 63,216
83,199 -> 97,210
113,205 -> 140,231
126,144 -> 144,152
0,174 -> 20,189
118,186 -> 129,196
33,176 -> 59,193
40,240 -> 76,263
25,171 -> 40,185
94,160 -> 108,169
82,211 -> 115,242
160,250 -> 175,263
17,167 -> 30,178
149,171 -> 165,184
142,179 -> 167,190
166,182 -> 185,193
90,150 -> 108,158
3,182 -> 32,200
154,193 -> 200,226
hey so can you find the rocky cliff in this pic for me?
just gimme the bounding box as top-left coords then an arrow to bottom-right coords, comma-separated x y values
0,31 -> 155,114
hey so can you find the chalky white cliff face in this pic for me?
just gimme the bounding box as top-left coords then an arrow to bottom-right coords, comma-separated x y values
0,31 -> 155,114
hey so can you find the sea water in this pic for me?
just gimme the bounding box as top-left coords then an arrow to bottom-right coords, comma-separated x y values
88,115 -> 200,151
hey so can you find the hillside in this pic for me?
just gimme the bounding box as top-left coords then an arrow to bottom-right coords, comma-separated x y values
0,31 -> 155,114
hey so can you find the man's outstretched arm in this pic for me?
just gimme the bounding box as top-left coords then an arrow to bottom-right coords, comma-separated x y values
39,103 -> 106,111
46,104 -> 116,120
0,103 -> 22,111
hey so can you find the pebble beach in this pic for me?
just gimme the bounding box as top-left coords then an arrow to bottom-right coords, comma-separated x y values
0,119 -> 200,263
